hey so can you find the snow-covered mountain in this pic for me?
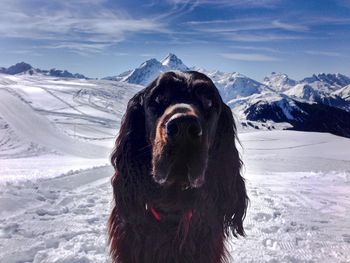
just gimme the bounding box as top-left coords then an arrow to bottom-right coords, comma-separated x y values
0,62 -> 88,79
105,53 -> 189,85
160,53 -> 189,71
102,53 -> 350,137
263,72 -> 297,92
333,84 -> 350,101
301,73 -> 350,89
197,69 -> 273,102
2,54 -> 350,137
262,72 -> 350,112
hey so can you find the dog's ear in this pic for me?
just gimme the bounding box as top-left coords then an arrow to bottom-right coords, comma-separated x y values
108,91 -> 152,262
212,103 -> 248,237
110,91 -> 150,220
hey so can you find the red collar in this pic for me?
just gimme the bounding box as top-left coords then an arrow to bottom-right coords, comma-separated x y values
146,204 -> 193,222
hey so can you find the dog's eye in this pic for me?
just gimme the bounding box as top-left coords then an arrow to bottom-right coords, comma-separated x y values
154,94 -> 168,105
201,95 -> 213,109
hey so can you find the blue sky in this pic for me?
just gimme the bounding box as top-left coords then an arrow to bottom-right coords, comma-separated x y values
0,0 -> 349,80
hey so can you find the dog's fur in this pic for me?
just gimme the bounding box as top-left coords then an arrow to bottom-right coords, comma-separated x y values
108,71 -> 248,263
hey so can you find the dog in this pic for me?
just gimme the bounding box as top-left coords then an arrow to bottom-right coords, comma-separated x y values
108,71 -> 248,263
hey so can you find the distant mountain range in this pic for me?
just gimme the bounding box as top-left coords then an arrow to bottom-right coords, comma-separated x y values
104,53 -> 350,137
0,62 -> 88,79
2,55 -> 350,137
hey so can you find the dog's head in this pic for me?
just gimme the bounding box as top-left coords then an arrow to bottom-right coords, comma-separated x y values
143,71 -> 221,190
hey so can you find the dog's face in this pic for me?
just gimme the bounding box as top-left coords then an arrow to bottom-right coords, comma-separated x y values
143,71 -> 222,190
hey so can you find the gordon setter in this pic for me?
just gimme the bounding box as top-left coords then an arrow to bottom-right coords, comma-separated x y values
108,71 -> 248,263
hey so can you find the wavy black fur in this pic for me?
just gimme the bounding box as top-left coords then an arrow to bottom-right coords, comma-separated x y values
108,71 -> 248,263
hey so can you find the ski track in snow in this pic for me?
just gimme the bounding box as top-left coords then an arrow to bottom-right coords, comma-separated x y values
0,75 -> 349,262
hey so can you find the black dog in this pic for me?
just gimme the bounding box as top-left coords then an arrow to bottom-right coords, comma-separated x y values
108,71 -> 248,263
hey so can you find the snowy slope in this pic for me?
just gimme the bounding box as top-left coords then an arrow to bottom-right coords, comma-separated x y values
1,131 -> 349,262
122,58 -> 165,86
0,72 -> 349,262
0,74 -> 142,171
333,84 -> 350,107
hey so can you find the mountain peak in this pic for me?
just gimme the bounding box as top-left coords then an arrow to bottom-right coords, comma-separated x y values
263,72 -> 296,92
161,53 -> 189,71
117,53 -> 189,86
5,62 -> 33,75
140,58 -> 162,68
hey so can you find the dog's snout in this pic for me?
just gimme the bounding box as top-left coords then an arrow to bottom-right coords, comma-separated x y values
166,115 -> 202,140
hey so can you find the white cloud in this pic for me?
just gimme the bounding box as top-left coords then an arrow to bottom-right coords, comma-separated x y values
0,0 -> 166,53
272,20 -> 309,32
226,33 -> 303,42
230,45 -> 285,53
221,53 -> 280,61
304,50 -> 342,57
186,18 -> 309,33
167,0 -> 281,8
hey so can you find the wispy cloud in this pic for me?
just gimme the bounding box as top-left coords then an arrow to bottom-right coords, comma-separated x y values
225,32 -> 303,42
230,45 -> 285,53
304,50 -> 342,57
221,53 -> 280,61
0,0 -> 166,54
272,20 -> 309,32
186,18 -> 308,32
337,0 -> 350,8
39,42 -> 114,56
139,53 -> 157,57
184,17 -> 310,43
6,49 -> 43,56
113,52 -> 130,56
167,0 -> 281,8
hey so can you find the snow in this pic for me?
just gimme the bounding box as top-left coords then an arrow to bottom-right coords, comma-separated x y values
122,58 -> 165,86
160,53 -> 189,71
106,53 -> 189,86
198,69 -> 273,102
0,62 -> 88,79
1,74 -> 350,262
333,84 -> 350,101
0,89 -> 108,158
263,72 -> 296,92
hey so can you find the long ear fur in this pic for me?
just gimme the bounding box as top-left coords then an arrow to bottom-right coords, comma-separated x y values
110,91 -> 151,219
108,91 -> 151,259
213,103 -> 248,237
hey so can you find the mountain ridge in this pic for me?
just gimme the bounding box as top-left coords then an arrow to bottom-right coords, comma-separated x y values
0,62 -> 88,79
2,54 -> 350,137
102,53 -> 350,137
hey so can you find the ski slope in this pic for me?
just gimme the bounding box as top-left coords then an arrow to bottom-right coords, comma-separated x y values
0,75 -> 349,262
0,89 -> 107,158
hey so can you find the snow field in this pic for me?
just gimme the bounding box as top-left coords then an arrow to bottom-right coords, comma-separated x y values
0,131 -> 349,262
0,74 -> 349,262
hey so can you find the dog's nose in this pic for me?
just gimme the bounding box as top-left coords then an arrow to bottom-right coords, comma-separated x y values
166,115 -> 202,140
